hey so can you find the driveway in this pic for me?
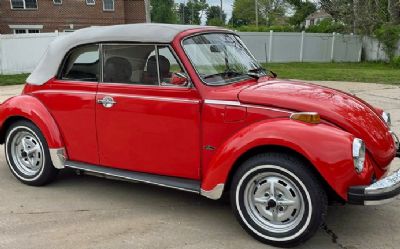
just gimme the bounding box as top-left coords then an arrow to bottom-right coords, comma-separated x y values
0,82 -> 399,249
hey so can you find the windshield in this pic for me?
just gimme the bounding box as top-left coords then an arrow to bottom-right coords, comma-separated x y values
182,33 -> 266,86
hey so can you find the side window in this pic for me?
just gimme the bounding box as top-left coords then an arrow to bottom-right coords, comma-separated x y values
60,45 -> 99,82
103,44 -> 155,85
102,44 -> 187,87
157,46 -> 187,86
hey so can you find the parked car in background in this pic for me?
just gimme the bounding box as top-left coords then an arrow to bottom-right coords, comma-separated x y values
0,24 -> 399,247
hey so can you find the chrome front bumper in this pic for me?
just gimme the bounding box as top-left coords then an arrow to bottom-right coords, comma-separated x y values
348,169 -> 400,205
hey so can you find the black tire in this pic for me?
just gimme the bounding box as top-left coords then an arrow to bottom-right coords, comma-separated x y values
5,120 -> 58,186
230,152 -> 327,248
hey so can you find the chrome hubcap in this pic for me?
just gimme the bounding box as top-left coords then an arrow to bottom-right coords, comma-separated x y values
10,131 -> 44,176
244,172 -> 304,233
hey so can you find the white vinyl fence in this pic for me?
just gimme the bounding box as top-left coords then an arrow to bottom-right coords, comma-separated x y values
0,31 -> 398,75
238,31 -> 363,63
0,32 -> 67,75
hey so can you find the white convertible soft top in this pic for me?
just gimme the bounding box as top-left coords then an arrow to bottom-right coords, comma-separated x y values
27,23 -> 226,85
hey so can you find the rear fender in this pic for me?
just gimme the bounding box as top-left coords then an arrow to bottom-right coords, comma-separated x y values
201,119 -> 374,201
0,95 -> 66,168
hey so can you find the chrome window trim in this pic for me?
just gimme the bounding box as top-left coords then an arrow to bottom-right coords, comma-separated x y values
100,43 -> 193,89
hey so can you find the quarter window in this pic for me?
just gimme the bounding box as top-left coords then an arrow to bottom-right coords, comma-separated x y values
60,45 -> 100,82
10,0 -> 38,9
103,0 -> 114,11
102,44 -> 186,87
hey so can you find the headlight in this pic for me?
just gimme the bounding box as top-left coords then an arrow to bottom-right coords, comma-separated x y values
353,138 -> 366,174
382,111 -> 391,126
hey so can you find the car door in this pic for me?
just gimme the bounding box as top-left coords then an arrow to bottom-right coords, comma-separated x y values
32,44 -> 100,165
95,44 -> 202,179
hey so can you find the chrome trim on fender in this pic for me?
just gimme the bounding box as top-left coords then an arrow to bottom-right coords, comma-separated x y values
200,184 -> 225,200
49,148 -> 67,169
204,99 -> 241,106
204,99 -> 292,114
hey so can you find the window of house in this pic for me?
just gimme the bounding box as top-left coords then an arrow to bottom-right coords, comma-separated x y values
10,0 -> 38,9
13,28 -> 40,34
103,0 -> 114,11
53,0 -> 62,5
86,0 -> 95,5
60,45 -> 100,82
102,44 -> 186,87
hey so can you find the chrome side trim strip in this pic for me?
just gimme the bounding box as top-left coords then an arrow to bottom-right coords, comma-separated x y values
49,147 -> 67,169
33,90 -> 97,95
204,99 -> 241,106
200,184 -> 225,200
97,92 -> 200,104
64,160 -> 201,193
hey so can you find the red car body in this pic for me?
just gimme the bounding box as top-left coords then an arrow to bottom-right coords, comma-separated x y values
0,23 -> 399,247
0,26 -> 398,201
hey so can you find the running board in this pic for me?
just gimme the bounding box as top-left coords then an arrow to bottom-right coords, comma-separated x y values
64,161 -> 201,193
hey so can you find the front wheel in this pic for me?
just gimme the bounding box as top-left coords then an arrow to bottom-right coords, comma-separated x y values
230,153 -> 327,247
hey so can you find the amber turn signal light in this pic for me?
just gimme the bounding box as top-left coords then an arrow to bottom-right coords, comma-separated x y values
290,112 -> 320,124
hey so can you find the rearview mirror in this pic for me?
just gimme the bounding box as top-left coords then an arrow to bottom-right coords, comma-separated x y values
170,72 -> 188,86
210,44 -> 225,53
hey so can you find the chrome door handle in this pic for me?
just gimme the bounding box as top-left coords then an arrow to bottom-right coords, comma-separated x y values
97,96 -> 116,108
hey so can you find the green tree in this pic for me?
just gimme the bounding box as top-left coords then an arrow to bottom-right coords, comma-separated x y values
206,6 -> 227,26
177,0 -> 208,25
150,0 -> 177,24
287,0 -> 316,28
320,0 -> 389,35
232,0 -> 256,26
232,0 -> 288,26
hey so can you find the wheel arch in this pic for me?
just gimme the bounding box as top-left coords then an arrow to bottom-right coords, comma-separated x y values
224,145 -> 343,203
0,95 -> 64,148
200,119 -> 361,201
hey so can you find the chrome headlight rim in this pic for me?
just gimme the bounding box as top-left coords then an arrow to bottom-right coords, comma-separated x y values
382,111 -> 391,127
353,138 -> 366,174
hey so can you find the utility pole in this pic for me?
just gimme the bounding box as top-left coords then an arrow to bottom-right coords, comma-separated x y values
191,0 -> 194,24
220,0 -> 223,22
255,0 -> 259,28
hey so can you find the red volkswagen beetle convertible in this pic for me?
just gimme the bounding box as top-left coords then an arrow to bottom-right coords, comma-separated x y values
0,24 -> 399,247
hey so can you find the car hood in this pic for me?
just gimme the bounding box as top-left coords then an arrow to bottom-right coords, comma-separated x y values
238,79 -> 396,168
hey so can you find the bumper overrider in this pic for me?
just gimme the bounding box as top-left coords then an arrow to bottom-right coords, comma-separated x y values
348,131 -> 400,205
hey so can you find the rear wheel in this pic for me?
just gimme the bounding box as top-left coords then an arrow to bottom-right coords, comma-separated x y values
5,120 -> 58,186
230,153 -> 327,247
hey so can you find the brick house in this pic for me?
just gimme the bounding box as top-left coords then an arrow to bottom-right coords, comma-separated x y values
0,0 -> 150,34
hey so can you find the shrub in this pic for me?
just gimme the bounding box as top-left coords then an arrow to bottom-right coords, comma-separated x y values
375,24 -> 400,62
306,19 -> 346,33
392,56 -> 400,68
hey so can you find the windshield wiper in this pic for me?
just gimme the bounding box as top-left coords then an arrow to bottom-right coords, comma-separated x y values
246,67 -> 267,79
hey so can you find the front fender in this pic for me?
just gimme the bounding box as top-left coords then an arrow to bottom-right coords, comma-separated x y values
0,95 -> 64,148
201,119 -> 374,201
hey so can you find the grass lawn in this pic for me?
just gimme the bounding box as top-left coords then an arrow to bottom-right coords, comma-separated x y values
0,74 -> 29,86
264,62 -> 400,85
0,63 -> 399,86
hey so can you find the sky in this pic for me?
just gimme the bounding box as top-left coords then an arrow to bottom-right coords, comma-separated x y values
175,0 -> 234,24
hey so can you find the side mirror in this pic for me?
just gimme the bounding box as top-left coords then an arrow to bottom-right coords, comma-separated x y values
170,72 -> 188,86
